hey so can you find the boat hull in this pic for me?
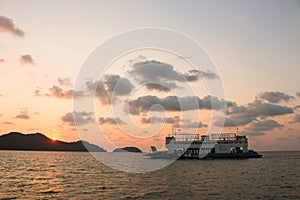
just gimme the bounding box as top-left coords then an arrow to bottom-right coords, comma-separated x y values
197,152 -> 262,159
149,151 -> 262,159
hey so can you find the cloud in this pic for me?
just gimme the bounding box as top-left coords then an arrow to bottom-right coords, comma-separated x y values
34,89 -> 41,96
104,74 -> 133,95
128,95 -> 191,115
2,121 -> 14,125
242,100 -> 293,117
57,78 -> 72,86
239,131 -> 265,137
294,105 -> 300,110
130,60 -> 184,84
145,83 -> 171,92
141,116 -> 180,124
98,117 -> 126,125
289,114 -> 300,124
15,110 -> 30,119
297,92 -> 300,98
0,16 -> 25,37
215,100 -> 293,127
36,78 -> 83,99
128,95 -> 232,115
227,100 -> 294,117
128,55 -> 147,63
202,95 -> 235,110
129,60 -> 219,92
0,58 -> 5,63
47,85 -> 85,99
258,91 -> 294,103
58,77 -> 72,87
62,111 -> 93,126
179,120 -> 208,129
245,119 -> 284,132
183,69 -> 219,81
20,55 -> 35,65
140,116 -> 207,129
86,74 -> 133,105
214,115 -> 256,127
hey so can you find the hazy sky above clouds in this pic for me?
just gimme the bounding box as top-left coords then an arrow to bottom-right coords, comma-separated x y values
0,0 -> 300,151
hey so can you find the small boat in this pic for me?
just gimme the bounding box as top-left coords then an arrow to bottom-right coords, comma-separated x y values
147,129 -> 262,159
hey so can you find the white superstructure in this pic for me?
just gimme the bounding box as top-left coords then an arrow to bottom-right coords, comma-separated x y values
166,131 -> 249,157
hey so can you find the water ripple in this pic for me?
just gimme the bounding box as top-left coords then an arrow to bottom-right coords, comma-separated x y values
0,151 -> 299,199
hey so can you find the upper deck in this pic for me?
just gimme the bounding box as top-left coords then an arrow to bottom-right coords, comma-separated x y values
166,132 -> 247,146
165,131 -> 249,154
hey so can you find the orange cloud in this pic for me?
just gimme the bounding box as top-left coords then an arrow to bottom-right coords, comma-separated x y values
15,110 -> 30,120
47,85 -> 85,99
2,121 -> 14,125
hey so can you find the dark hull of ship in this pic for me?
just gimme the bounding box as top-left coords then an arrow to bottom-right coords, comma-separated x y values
149,151 -> 262,159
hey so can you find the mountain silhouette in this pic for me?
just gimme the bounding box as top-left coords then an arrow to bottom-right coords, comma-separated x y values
0,132 -> 106,152
113,146 -> 142,153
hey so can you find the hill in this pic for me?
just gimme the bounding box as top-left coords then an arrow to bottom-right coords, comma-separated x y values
113,146 -> 142,153
0,132 -> 106,152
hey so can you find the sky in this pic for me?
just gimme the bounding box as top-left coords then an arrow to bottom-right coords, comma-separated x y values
0,0 -> 300,151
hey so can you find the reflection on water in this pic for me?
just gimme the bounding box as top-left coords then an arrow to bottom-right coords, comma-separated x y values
0,151 -> 299,199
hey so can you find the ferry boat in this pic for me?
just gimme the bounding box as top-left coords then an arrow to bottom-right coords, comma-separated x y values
148,129 -> 262,159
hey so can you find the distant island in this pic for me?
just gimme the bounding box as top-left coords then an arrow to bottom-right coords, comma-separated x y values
113,146 -> 142,153
0,132 -> 106,152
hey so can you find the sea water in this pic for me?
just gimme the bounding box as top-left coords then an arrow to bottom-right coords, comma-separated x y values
0,151 -> 299,199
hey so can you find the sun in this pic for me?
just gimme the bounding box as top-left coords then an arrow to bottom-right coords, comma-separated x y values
51,137 -> 57,142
